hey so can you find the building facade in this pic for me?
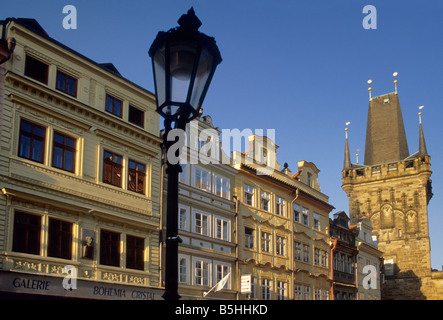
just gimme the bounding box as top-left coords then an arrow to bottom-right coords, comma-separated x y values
233,135 -> 333,300
161,113 -> 238,299
341,85 -> 443,299
329,211 -> 358,300
355,218 -> 382,300
0,18 -> 164,299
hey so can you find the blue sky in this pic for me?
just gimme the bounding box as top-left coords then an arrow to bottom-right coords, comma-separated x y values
3,0 -> 443,270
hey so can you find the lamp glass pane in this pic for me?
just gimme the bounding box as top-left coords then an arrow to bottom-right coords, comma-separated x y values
169,43 -> 197,103
190,48 -> 213,110
153,49 -> 166,108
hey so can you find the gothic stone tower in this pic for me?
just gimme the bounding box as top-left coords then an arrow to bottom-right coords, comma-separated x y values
341,90 -> 434,299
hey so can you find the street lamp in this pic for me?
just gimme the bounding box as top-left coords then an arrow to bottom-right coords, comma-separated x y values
149,7 -> 222,300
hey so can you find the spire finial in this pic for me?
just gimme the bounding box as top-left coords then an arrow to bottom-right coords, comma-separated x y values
393,72 -> 398,94
367,79 -> 373,100
356,149 -> 360,164
419,105 -> 424,124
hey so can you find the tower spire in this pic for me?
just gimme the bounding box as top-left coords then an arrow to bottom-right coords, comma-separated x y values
418,106 -> 428,156
343,126 -> 352,170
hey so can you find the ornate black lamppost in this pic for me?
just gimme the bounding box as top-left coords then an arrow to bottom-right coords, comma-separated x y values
148,8 -> 222,300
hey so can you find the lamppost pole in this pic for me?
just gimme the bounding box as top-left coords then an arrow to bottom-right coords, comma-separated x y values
161,114 -> 188,301
149,8 -> 221,301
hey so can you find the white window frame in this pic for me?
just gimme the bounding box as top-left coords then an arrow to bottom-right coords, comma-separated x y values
302,207 -> 309,226
293,204 -> 301,222
261,231 -> 271,253
276,236 -> 286,256
275,196 -> 285,216
213,261 -> 231,290
214,215 -> 231,241
178,204 -> 190,231
178,254 -> 190,284
192,165 -> 211,193
193,209 -> 211,236
193,257 -> 211,287
244,227 -> 255,249
213,173 -> 230,199
244,184 -> 255,206
313,212 -> 320,230
260,190 -> 271,212
261,278 -> 272,300
277,281 -> 287,300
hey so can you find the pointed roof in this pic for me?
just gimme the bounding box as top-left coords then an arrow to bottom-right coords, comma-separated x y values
418,113 -> 428,156
343,128 -> 351,170
364,92 -> 409,166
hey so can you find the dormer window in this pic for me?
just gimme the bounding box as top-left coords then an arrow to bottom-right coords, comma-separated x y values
25,55 -> 48,84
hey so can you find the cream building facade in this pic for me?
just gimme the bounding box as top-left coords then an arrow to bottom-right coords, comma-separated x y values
233,135 -> 334,300
0,18 -> 163,299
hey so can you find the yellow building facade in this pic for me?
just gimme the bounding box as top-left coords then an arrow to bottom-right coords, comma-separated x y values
233,135 -> 334,300
0,18 -> 163,299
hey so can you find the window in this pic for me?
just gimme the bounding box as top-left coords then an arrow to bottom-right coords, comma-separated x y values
194,260 -> 210,286
276,196 -> 285,216
193,166 -> 211,192
56,70 -> 77,96
260,191 -> 271,212
302,207 -> 309,226
18,119 -> 46,163
293,204 -> 300,222
52,131 -> 76,172
307,172 -> 313,187
128,105 -> 144,128
126,235 -> 144,270
261,232 -> 271,253
294,241 -> 302,261
246,277 -> 256,300
179,164 -> 189,184
25,55 -> 48,84
179,206 -> 189,231
100,230 -> 120,267
245,227 -> 255,249
179,256 -> 189,284
244,184 -> 254,206
128,160 -> 146,194
313,212 -> 320,230
194,211 -> 210,236
105,94 -> 122,117
348,256 -> 353,274
261,278 -> 272,300
215,264 -> 230,290
340,254 -> 346,272
304,286 -> 311,300
294,284 -> 302,300
48,218 -> 72,260
103,150 -> 122,187
277,281 -> 287,300
314,248 -> 320,265
12,211 -> 41,255
215,217 -> 230,241
321,250 -> 328,267
303,244 -> 310,263
213,174 -> 230,199
315,288 -> 321,300
276,236 -> 286,256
